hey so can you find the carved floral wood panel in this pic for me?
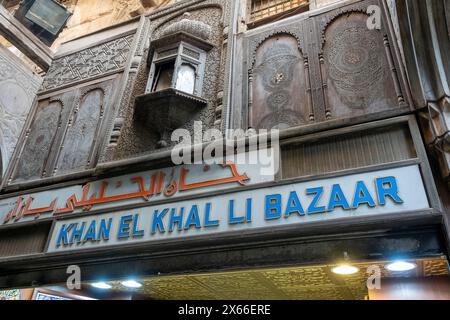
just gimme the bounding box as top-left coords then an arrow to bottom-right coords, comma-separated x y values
41,34 -> 134,92
13,100 -> 63,181
242,0 -> 409,130
55,88 -> 104,175
321,12 -> 402,119
251,35 -> 310,129
11,78 -> 117,183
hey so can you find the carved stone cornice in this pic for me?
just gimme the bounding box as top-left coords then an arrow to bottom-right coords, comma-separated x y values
160,12 -> 212,40
151,31 -> 214,53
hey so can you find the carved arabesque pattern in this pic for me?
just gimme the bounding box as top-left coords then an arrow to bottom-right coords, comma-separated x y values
41,34 -> 135,91
322,12 -> 401,117
55,89 -> 105,174
241,0 -> 408,130
9,76 -> 118,184
251,35 -> 309,129
101,0 -> 230,160
247,24 -> 305,69
325,18 -> 384,108
317,1 -> 370,49
13,100 -> 63,181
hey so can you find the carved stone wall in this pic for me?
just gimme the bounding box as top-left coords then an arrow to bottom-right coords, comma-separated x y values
0,44 -> 41,178
41,34 -> 134,92
111,0 -> 230,160
107,47 -> 158,160
0,0 -> 414,189
4,0 -> 231,175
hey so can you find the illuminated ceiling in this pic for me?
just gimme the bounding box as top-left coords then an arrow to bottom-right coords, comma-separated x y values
106,256 -> 449,300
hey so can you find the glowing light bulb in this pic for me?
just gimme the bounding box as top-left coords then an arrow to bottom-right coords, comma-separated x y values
121,280 -> 143,288
331,265 -> 360,275
91,282 -> 112,289
386,261 -> 416,272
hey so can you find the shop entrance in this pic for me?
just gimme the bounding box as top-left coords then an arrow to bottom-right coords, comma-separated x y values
2,255 -> 450,300
1,225 -> 449,300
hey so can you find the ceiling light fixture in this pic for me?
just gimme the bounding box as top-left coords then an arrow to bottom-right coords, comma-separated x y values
91,282 -> 112,289
386,261 -> 416,272
331,264 -> 360,275
331,251 -> 360,275
121,280 -> 143,288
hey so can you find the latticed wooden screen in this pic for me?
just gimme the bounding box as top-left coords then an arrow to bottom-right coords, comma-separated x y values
249,0 -> 309,24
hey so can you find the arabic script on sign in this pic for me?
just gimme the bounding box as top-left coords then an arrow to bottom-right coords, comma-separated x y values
4,161 -> 252,224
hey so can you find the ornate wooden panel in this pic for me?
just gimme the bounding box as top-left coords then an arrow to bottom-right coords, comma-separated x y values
240,0 -> 410,130
321,12 -> 404,119
9,77 -> 118,183
41,34 -> 134,92
13,100 -> 63,181
250,35 -> 310,129
55,88 -> 105,175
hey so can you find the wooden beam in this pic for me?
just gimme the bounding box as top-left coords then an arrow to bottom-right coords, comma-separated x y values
0,5 -> 53,70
